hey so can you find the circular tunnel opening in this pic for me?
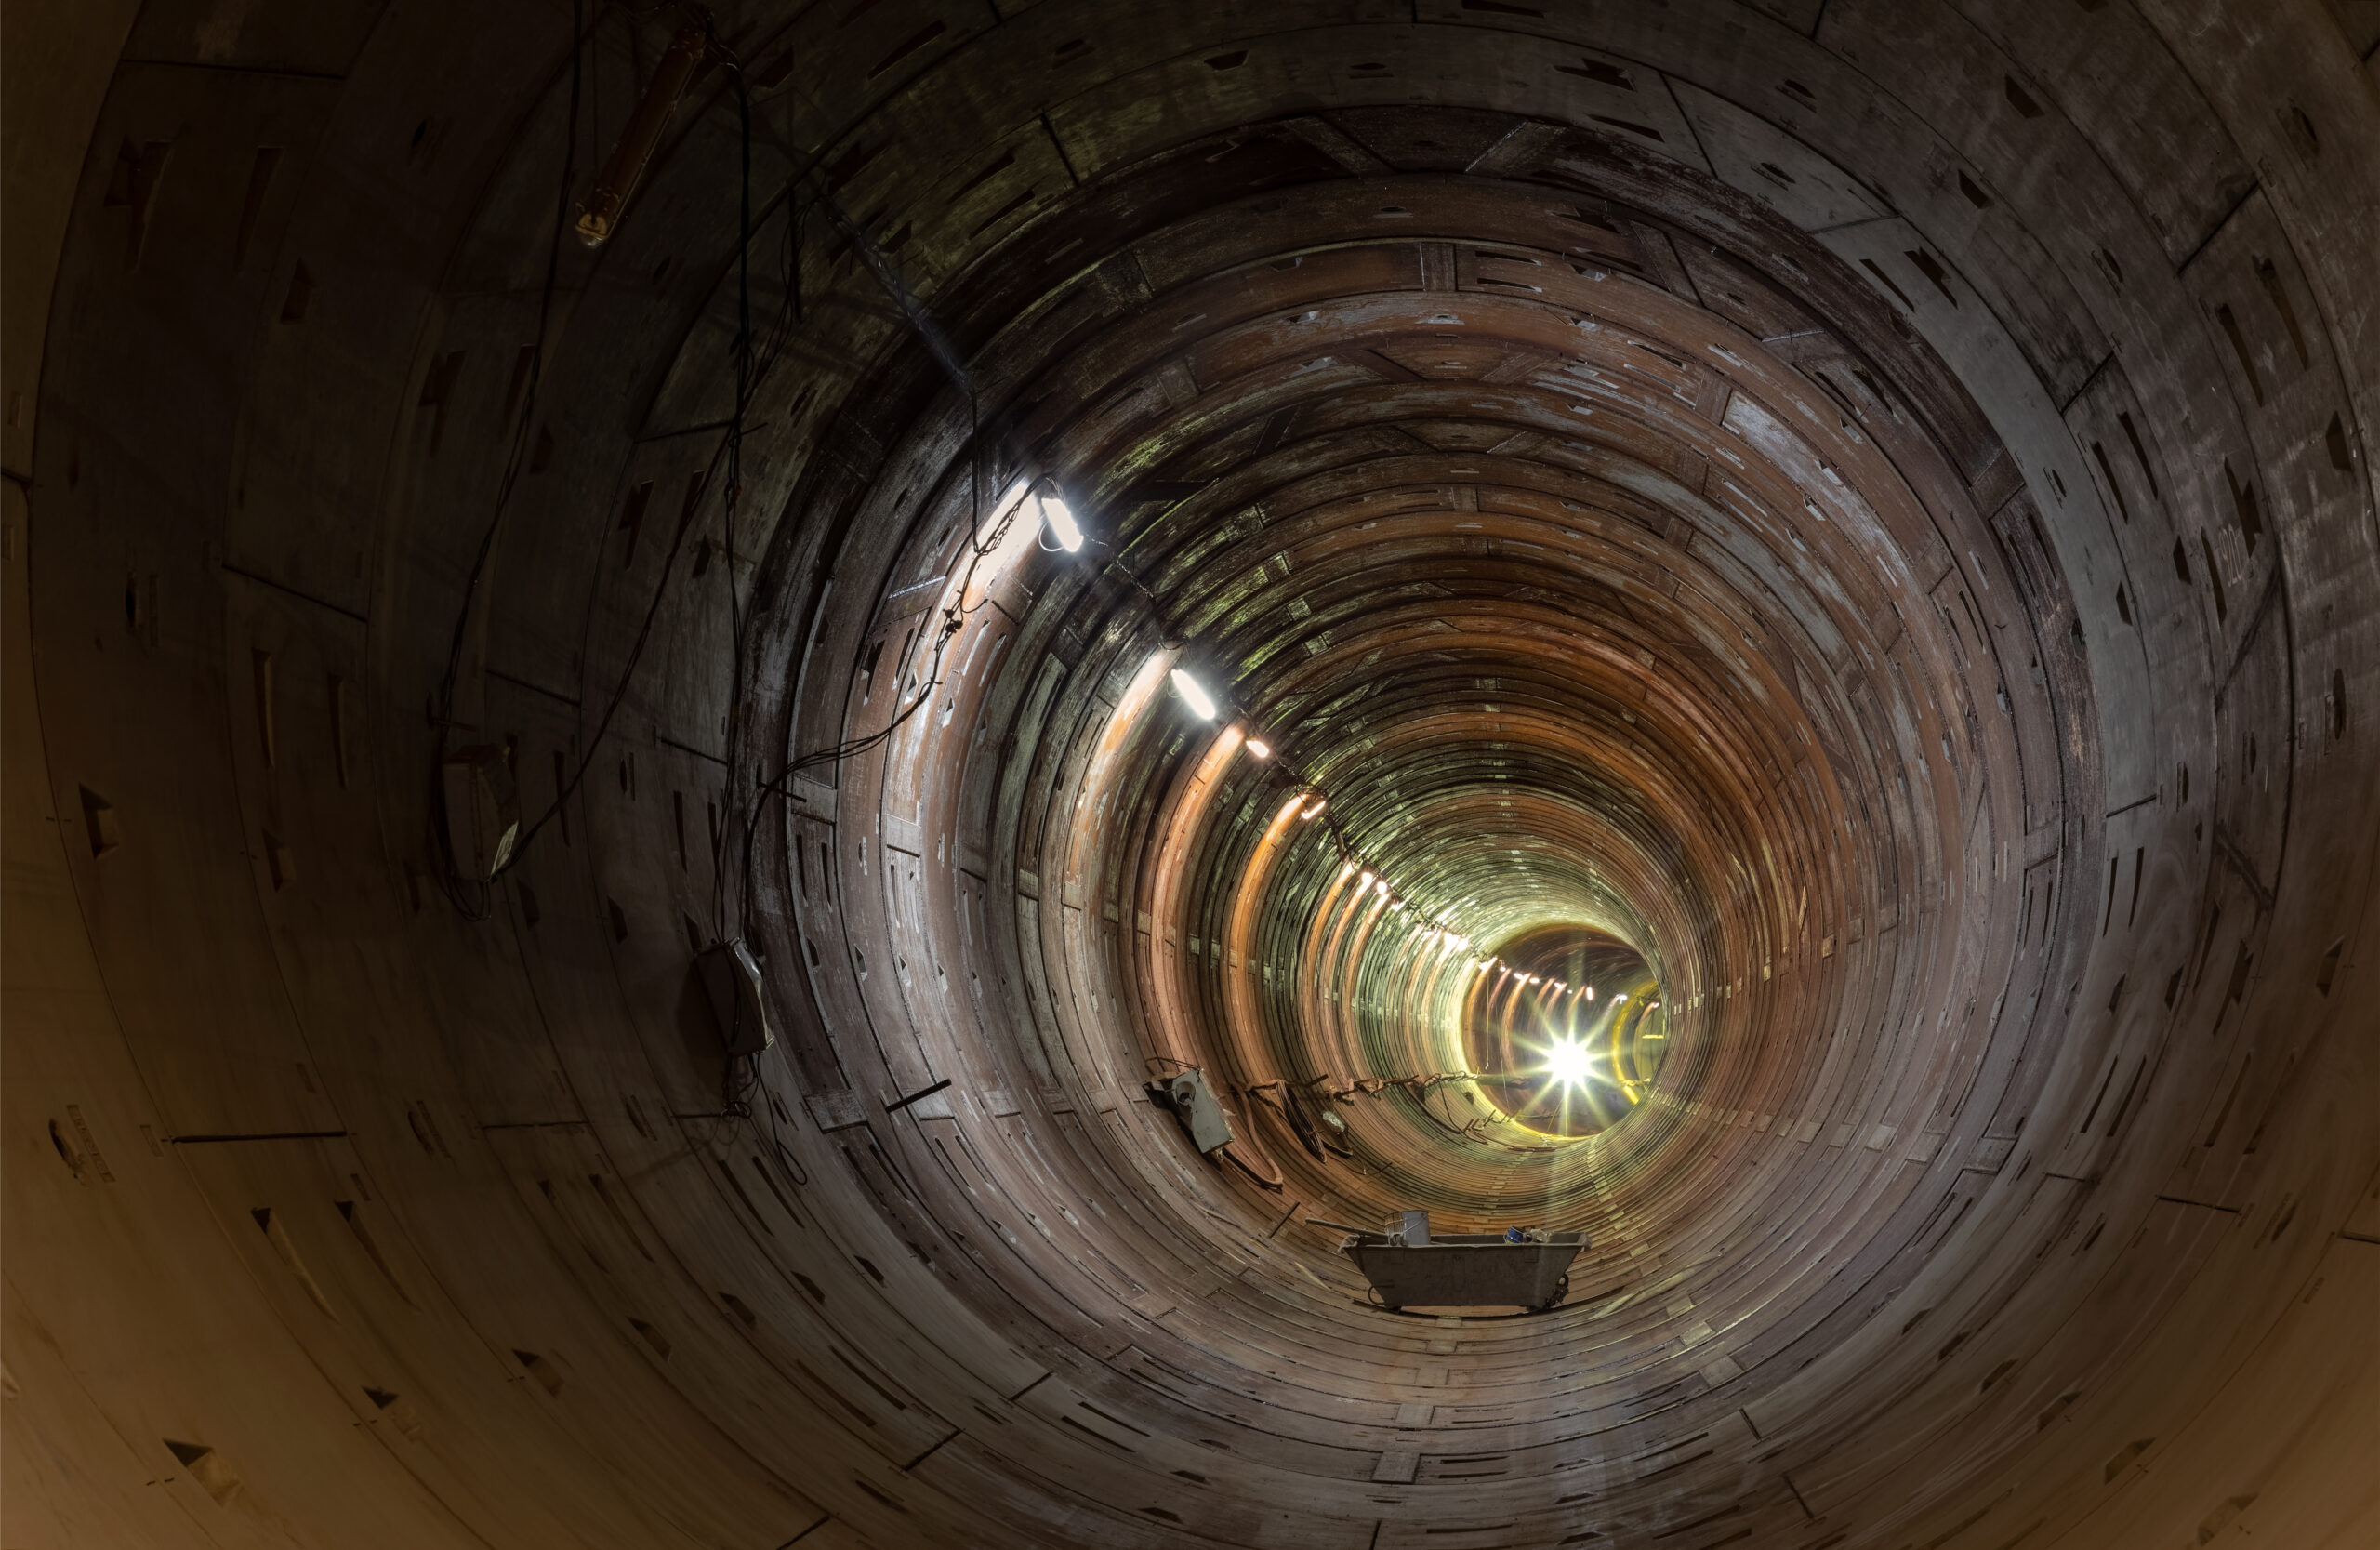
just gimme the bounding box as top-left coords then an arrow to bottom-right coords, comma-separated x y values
8,7 -> 2375,1549
1465,924 -> 1660,1137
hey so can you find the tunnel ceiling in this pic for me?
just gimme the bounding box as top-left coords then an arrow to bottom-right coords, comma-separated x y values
5,4 -> 2377,1550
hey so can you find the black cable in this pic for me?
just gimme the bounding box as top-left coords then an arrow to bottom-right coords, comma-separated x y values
707,13 -> 754,943
502,423 -> 736,870
1080,535 -> 1172,636
732,603 -> 960,937
427,0 -> 584,920
720,1049 -> 754,1119
729,430 -> 1035,938
751,1074 -> 809,1186
499,14 -> 816,889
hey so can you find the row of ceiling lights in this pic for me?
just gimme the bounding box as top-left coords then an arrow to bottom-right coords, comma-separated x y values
1024,483 -> 1661,1093
1023,484 -> 1483,963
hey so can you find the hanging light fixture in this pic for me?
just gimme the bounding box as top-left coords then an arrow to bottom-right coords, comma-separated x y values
1170,669 -> 1216,719
1034,484 -> 1084,551
576,21 -> 709,246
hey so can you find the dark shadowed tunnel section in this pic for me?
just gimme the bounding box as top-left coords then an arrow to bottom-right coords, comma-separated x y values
5,4 -> 2376,1549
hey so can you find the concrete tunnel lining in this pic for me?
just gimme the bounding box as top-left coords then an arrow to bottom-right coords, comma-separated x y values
3,2 -> 2376,1548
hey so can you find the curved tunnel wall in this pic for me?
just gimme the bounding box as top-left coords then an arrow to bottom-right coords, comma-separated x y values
5,3 -> 2377,1548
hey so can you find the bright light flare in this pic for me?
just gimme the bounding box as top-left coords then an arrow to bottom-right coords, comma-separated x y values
1170,669 -> 1217,720
1542,1038 -> 1594,1088
1035,490 -> 1084,551
1300,799 -> 1327,819
1247,739 -> 1271,759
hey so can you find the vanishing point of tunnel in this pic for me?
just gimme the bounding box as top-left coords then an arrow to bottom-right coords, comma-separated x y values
4,1 -> 2376,1546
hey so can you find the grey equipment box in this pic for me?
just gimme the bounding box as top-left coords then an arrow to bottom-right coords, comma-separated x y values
696,939 -> 774,1056
1146,1068 -> 1235,1154
1342,1225 -> 1585,1313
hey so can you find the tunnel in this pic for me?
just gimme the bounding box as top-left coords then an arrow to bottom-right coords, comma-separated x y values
4,2 -> 2376,1546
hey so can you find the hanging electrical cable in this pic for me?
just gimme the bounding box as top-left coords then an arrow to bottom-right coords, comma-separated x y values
496,13 -> 814,903
710,11 -> 755,946
427,0 -> 585,920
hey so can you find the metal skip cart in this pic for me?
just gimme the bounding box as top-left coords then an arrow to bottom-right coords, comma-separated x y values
1329,1212 -> 1585,1314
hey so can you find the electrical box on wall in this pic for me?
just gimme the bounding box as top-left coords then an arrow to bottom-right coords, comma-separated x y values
1146,1068 -> 1234,1154
443,746 -> 520,882
697,939 -> 774,1056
